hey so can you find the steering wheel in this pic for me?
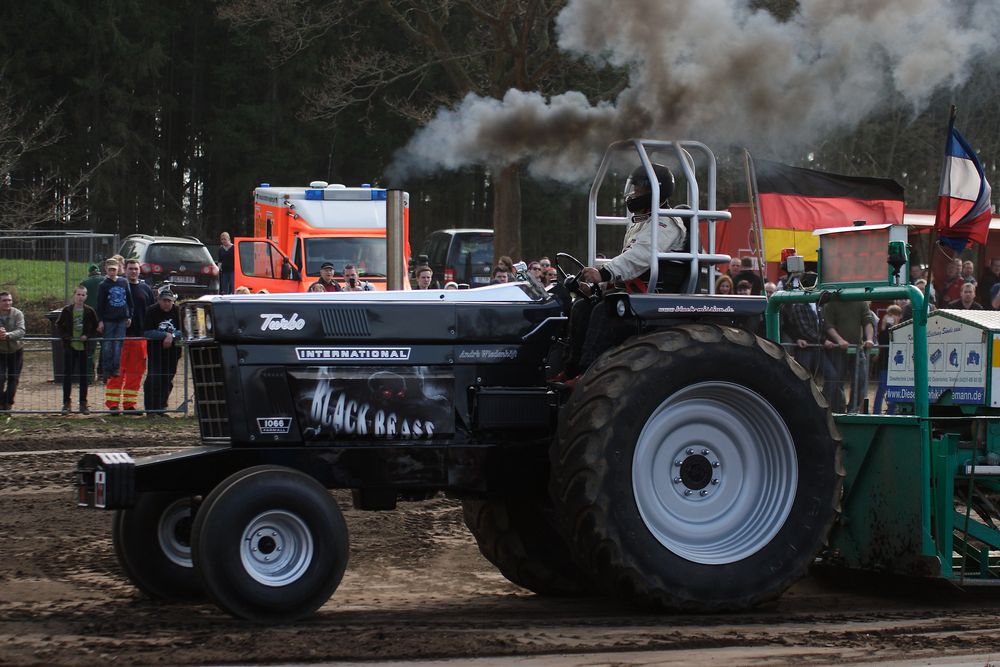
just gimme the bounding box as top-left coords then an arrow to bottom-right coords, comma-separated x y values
555,252 -> 585,280
555,252 -> 602,300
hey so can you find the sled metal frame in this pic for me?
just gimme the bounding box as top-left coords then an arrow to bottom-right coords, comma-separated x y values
768,281 -> 1000,583
587,139 -> 732,294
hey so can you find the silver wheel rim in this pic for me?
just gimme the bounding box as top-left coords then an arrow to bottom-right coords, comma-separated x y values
632,381 -> 797,564
158,498 -> 195,568
240,510 -> 314,587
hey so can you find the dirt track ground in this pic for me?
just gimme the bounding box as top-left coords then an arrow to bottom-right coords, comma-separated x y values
4,417 -> 1000,667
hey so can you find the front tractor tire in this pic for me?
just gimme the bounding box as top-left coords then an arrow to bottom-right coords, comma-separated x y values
191,466 -> 349,623
112,492 -> 203,602
551,324 -> 842,611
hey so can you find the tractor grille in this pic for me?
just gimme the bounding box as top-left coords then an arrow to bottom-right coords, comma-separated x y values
189,344 -> 230,442
320,308 -> 371,337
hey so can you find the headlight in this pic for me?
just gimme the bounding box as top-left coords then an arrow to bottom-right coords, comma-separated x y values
182,303 -> 214,341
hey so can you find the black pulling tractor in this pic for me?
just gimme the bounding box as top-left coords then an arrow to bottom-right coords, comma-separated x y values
76,140 -> 840,621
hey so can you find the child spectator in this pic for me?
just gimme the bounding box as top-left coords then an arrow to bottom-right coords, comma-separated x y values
96,258 -> 134,381
56,286 -> 100,415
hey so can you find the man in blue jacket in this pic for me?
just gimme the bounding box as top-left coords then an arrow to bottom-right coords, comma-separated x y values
95,259 -> 133,381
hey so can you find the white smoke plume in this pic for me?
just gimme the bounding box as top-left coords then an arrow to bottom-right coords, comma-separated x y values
389,0 -> 1000,182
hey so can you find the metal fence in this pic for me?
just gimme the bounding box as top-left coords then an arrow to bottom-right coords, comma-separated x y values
1,336 -> 192,416
780,341 -> 886,414
0,230 -> 119,303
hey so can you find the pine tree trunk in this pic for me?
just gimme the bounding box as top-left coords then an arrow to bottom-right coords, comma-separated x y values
492,164 -> 522,262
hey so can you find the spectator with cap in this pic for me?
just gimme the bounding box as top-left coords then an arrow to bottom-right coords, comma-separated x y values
310,262 -> 342,292
96,258 -> 133,381
81,263 -> 104,310
143,287 -> 182,417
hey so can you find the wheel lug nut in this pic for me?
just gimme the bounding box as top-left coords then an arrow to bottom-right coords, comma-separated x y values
712,478 -> 720,485
684,489 -> 693,496
712,461 -> 720,468
701,449 -> 710,455
256,531 -> 262,537
686,448 -> 695,455
700,490 -> 709,496
673,477 -> 682,484
271,531 -> 277,537
675,460 -> 683,467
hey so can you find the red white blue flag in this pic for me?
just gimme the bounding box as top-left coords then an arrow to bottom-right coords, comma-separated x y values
935,122 -> 993,251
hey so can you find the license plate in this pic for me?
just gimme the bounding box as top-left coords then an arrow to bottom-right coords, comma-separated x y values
471,276 -> 490,284
169,276 -> 197,284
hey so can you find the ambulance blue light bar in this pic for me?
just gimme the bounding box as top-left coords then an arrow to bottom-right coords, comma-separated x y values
303,188 -> 388,201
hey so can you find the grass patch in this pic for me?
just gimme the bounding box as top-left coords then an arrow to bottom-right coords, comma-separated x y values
0,258 -> 90,301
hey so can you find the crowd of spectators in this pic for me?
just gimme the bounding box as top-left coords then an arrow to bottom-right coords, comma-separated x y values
4,244 -> 998,416
774,255 -> 1000,415
0,256 -> 183,415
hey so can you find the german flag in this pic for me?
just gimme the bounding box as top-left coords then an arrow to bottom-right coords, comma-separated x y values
754,159 -> 905,262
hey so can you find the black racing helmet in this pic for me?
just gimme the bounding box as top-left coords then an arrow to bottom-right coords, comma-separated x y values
624,163 -> 675,213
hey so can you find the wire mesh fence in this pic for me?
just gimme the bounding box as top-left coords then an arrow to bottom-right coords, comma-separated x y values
0,230 -> 119,304
0,336 -> 192,416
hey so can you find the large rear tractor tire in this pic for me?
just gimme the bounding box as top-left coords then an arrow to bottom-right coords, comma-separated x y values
462,498 -> 592,596
112,492 -> 203,602
191,466 -> 349,622
551,324 -> 843,611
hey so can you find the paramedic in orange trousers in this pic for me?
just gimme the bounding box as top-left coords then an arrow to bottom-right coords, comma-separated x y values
105,259 -> 154,414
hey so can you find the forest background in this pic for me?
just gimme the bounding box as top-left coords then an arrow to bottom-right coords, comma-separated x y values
1,0 -> 998,263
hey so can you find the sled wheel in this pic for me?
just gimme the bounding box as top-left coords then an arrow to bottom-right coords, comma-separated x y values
112,492 -> 203,602
551,324 -> 843,611
191,465 -> 348,622
462,498 -> 592,596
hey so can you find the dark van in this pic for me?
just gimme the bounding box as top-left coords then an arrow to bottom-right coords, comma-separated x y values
419,229 -> 494,287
